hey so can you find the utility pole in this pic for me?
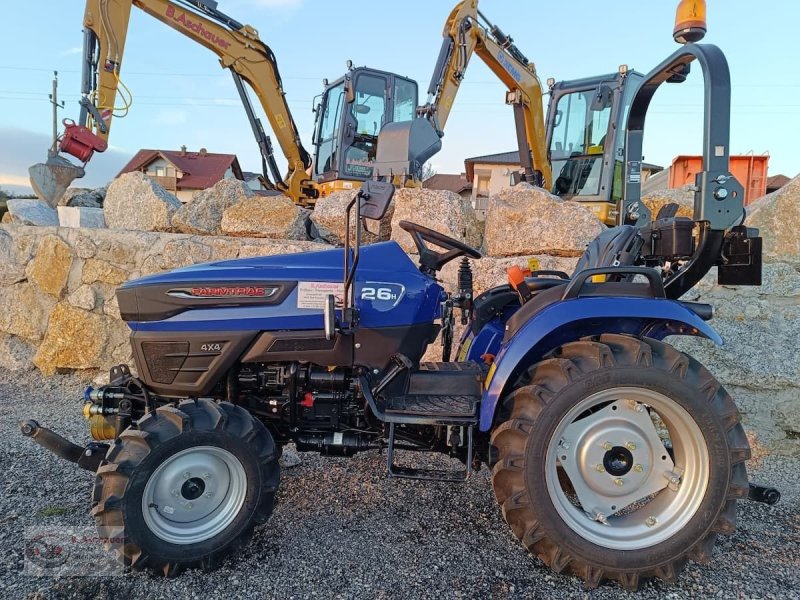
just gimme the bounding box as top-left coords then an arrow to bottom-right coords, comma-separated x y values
48,70 -> 64,155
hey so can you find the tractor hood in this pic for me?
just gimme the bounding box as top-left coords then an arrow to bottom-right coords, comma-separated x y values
116,241 -> 444,330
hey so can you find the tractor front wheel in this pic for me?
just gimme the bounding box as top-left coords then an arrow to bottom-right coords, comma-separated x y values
92,398 -> 279,575
490,334 -> 750,590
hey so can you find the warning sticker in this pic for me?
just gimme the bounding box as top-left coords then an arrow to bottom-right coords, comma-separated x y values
297,281 -> 344,310
627,160 -> 642,184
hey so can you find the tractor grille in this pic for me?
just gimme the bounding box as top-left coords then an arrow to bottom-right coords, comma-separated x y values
142,341 -> 189,384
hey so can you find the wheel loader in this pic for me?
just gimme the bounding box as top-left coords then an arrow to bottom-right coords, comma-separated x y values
21,31 -> 781,589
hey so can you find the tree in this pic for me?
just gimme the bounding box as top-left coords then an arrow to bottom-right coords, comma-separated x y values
420,163 -> 437,182
0,187 -> 8,201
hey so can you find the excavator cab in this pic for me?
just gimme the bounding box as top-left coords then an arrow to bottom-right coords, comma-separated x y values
545,69 -> 643,224
313,67 -> 419,196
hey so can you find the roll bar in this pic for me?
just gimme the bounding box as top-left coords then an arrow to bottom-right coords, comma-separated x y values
621,43 -> 745,230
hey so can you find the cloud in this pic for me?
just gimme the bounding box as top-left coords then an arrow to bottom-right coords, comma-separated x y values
155,109 -> 189,126
0,174 -> 35,197
0,127 -> 132,190
0,173 -> 35,188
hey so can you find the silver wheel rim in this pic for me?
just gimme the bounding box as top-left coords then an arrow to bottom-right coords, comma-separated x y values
545,387 -> 709,550
142,446 -> 247,545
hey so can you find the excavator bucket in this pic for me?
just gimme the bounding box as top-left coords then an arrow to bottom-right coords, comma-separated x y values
28,155 -> 85,208
373,118 -> 442,180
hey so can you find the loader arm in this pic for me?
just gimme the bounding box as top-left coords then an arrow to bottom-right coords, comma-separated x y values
50,0 -> 316,204
419,0 -> 551,187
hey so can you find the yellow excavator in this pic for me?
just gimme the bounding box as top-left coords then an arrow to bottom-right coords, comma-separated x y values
31,0 -> 706,222
419,0 -> 551,188
312,0 -> 552,194
30,0 -> 546,208
367,0 -> 708,225
30,0 -> 320,207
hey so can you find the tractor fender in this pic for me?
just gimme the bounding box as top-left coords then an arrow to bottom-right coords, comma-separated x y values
478,296 -> 722,431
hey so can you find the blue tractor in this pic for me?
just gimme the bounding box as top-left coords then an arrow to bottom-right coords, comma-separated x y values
21,43 -> 779,589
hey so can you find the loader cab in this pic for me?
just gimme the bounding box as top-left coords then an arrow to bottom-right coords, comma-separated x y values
545,69 -> 643,224
313,66 -> 418,195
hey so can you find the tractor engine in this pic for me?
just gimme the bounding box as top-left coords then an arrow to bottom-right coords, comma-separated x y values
232,363 -> 378,455
80,362 -> 380,456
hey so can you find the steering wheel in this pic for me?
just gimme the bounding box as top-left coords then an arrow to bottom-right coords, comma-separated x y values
398,220 -> 481,274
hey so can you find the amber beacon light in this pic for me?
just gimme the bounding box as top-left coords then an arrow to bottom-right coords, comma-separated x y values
673,0 -> 707,44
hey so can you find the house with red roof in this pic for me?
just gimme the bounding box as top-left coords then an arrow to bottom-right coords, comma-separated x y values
423,173 -> 472,200
117,146 -> 245,202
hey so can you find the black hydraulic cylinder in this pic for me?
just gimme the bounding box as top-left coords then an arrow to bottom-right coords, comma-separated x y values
427,37 -> 455,98
512,103 -> 537,184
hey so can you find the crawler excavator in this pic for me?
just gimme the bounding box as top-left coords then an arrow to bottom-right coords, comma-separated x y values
313,0 -> 552,195
31,0 -> 706,226
28,0 -> 440,208
323,0 -> 711,225
30,0 -> 321,206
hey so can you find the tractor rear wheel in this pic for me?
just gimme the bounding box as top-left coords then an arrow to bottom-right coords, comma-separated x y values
92,398 -> 279,575
490,334 -> 750,590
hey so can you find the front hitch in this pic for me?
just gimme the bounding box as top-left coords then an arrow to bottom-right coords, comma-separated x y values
20,419 -> 106,472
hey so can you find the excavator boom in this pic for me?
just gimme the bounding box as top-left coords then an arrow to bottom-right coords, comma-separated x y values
369,0 -> 551,189
30,0 -> 318,206
418,0 -> 551,187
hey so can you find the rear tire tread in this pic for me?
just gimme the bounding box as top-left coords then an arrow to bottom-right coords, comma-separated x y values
490,334 -> 750,590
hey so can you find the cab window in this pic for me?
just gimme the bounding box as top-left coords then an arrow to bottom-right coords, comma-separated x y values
550,88 -> 613,197
315,83 -> 344,176
352,74 -> 386,137
344,74 -> 387,178
393,78 -> 417,122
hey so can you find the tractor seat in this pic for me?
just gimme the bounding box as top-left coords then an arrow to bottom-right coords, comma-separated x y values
573,224 -> 642,275
472,225 -> 647,337
523,276 -> 569,294
509,225 -> 642,299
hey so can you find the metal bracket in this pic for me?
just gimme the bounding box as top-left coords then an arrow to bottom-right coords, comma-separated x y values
79,97 -> 108,134
387,422 -> 473,482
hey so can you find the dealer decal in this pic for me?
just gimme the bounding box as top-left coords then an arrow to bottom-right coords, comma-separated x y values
297,281 -> 344,310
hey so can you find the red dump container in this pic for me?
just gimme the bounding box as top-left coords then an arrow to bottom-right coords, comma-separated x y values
669,154 -> 769,205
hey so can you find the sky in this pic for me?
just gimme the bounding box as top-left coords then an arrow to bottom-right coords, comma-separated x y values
0,0 -> 798,194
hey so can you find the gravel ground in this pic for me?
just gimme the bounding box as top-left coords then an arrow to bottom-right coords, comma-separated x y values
0,368 -> 798,600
